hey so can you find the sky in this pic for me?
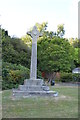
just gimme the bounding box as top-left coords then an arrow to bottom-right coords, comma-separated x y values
0,0 -> 79,38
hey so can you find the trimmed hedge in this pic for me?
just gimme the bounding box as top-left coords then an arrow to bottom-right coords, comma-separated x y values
2,62 -> 30,90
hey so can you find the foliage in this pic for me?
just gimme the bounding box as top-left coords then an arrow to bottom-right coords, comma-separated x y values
1,25 -> 79,89
2,62 -> 30,90
21,34 -> 32,47
69,38 -> 79,48
21,22 -> 48,46
37,36 -> 75,72
74,48 -> 80,67
57,24 -> 65,37
1,28 -> 9,39
2,62 -> 42,90
72,73 -> 80,82
60,72 -> 72,82
35,22 -> 48,32
37,69 -> 42,78
2,34 -> 31,68
55,72 -> 80,83
68,38 -> 80,67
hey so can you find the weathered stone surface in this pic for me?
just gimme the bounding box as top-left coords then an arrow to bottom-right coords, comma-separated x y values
24,79 -> 44,86
27,26 -> 41,80
30,43 -> 37,79
18,85 -> 49,91
13,89 -> 58,97
12,78 -> 58,97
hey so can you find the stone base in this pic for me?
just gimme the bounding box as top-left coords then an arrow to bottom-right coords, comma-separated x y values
24,79 -> 44,86
12,79 -> 58,98
12,89 -> 58,98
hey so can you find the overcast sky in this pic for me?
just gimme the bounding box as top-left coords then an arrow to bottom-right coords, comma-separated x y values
0,0 -> 79,38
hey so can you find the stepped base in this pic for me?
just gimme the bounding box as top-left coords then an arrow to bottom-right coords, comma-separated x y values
18,85 -> 50,91
12,79 -> 58,98
12,89 -> 58,97
24,79 -> 44,86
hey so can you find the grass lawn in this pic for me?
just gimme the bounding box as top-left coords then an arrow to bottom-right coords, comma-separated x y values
2,85 -> 78,118
0,91 -> 2,119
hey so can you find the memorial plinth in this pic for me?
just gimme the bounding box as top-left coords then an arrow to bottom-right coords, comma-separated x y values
12,26 -> 58,98
13,79 -> 58,97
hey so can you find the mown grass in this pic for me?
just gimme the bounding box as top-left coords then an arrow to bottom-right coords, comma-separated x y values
2,85 -> 78,118
0,91 -> 2,120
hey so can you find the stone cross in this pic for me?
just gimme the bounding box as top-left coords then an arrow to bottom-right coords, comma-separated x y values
27,26 -> 42,80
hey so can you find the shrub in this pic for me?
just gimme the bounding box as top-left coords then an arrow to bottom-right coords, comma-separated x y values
59,72 -> 80,83
60,72 -> 72,82
72,73 -> 80,82
2,62 -> 30,90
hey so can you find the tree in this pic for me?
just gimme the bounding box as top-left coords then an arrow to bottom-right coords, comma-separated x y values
21,34 -> 32,47
57,24 -> 65,38
2,31 -> 31,68
35,22 -> 48,32
1,29 -> 9,39
74,48 -> 80,67
37,36 -> 75,73
21,22 -> 48,46
68,38 -> 80,67
69,38 -> 79,48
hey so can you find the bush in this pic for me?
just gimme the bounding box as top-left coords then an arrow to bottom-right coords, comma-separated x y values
72,73 -> 80,82
60,73 -> 72,82
59,72 -> 80,83
2,62 -> 30,90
